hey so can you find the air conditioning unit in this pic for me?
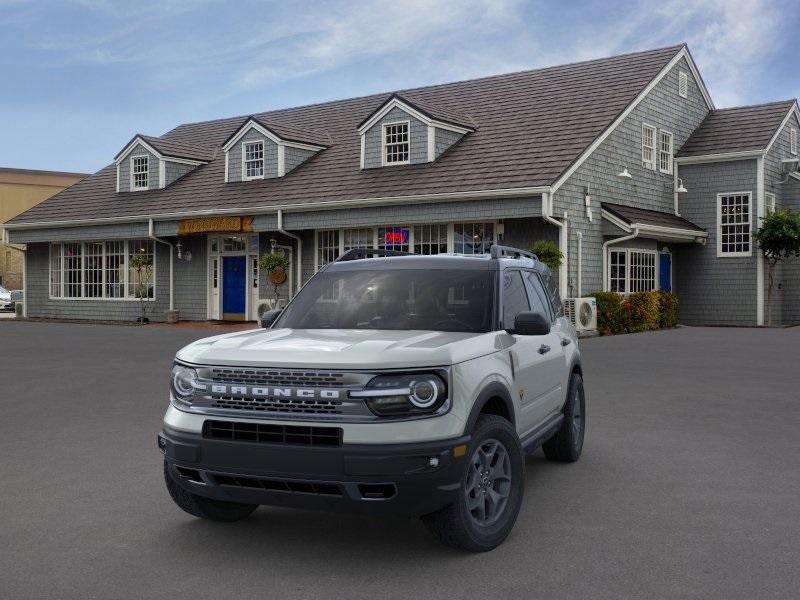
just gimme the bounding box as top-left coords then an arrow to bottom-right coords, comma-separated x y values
564,297 -> 597,332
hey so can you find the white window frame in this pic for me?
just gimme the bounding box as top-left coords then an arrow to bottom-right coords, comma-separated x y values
382,120 -> 411,166
606,248 -> 659,293
642,123 -> 657,170
659,130 -> 674,174
678,70 -> 688,99
765,192 -> 776,215
313,221 -> 497,271
790,127 -> 797,155
48,240 -> 156,301
242,140 -> 265,180
130,155 -> 149,191
717,192 -> 753,257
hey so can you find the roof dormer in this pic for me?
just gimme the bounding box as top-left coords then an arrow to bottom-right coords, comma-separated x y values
221,117 -> 328,183
357,94 -> 474,169
114,135 -> 212,193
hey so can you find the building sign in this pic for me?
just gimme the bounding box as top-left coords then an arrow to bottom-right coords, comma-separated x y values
178,216 -> 254,236
383,227 -> 409,246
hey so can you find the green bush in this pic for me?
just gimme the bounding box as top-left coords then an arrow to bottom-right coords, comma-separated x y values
530,240 -> 563,271
590,290 -> 677,335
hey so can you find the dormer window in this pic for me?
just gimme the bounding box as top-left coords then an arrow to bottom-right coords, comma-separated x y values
243,141 -> 265,179
383,122 -> 410,165
131,156 -> 149,190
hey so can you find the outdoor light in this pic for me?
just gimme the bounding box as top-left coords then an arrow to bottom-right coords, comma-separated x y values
617,167 -> 633,179
676,178 -> 688,193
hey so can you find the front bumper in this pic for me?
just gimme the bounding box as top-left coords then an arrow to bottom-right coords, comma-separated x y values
160,425 -> 470,516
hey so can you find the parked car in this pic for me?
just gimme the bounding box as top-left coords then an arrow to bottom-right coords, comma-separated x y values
159,245 -> 586,551
0,285 -> 13,311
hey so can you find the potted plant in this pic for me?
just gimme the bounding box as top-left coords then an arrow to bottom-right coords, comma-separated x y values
259,252 -> 290,309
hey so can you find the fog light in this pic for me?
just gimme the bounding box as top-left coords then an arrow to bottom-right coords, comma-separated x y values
428,457 -> 439,468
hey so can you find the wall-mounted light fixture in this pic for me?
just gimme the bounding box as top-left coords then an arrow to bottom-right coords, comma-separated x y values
675,178 -> 688,194
175,240 -> 192,262
617,167 -> 633,180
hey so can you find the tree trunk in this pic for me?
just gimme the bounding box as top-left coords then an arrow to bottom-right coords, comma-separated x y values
766,262 -> 775,327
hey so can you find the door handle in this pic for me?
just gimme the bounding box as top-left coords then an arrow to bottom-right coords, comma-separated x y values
560,337 -> 571,346
538,344 -> 551,354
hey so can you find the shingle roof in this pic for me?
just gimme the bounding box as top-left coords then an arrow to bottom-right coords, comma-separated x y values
221,117 -> 332,149
677,100 -> 797,157
603,202 -> 705,232
113,134 -> 217,163
11,45 -> 686,225
356,93 -> 475,130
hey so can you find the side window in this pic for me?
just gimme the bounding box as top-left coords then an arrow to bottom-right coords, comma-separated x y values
502,271 -> 530,330
522,271 -> 551,320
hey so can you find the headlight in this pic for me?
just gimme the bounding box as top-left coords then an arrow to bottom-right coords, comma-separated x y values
351,373 -> 447,417
171,363 -> 198,405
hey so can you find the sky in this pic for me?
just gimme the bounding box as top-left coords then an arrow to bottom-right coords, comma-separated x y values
1,0 -> 798,173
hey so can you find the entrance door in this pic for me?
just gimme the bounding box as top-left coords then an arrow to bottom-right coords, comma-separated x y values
659,253 -> 672,292
222,256 -> 247,321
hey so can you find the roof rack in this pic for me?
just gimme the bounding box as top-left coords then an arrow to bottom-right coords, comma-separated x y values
335,248 -> 413,262
489,245 -> 539,261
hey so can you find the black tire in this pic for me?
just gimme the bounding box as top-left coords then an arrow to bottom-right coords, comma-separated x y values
542,372 -> 586,463
163,461 -> 258,522
421,414 -> 524,552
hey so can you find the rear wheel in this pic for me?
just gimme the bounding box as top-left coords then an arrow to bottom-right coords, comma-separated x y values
164,461 -> 258,522
542,372 -> 585,462
421,415 -> 524,552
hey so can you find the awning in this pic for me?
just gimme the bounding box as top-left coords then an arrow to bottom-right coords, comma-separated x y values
601,203 -> 707,243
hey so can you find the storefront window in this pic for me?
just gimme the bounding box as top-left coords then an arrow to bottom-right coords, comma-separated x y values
378,226 -> 410,252
413,224 -> 447,255
453,222 -> 494,254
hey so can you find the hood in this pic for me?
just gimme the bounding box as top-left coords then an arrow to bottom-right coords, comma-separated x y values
176,328 -> 502,369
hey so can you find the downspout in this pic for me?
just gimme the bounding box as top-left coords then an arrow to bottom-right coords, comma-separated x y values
541,192 -> 568,300
602,228 -> 639,291
277,209 -> 302,295
148,219 -> 174,312
576,231 -> 583,297
673,161 -> 681,216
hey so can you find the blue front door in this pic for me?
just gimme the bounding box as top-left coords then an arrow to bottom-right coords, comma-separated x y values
659,253 -> 672,292
223,256 -> 246,316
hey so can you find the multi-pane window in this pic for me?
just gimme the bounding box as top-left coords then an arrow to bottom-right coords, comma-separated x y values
791,128 -> 798,155
454,222 -> 494,254
678,70 -> 688,98
243,141 -> 264,178
413,224 -> 447,255
642,123 -> 656,170
766,192 -> 776,215
718,193 -> 752,256
49,240 -> 155,300
222,235 -> 247,252
343,228 -> 373,251
608,249 -> 656,293
659,131 -> 674,174
378,226 -> 410,252
317,230 -> 340,267
128,239 -> 154,299
383,122 -> 409,165
131,156 -> 149,190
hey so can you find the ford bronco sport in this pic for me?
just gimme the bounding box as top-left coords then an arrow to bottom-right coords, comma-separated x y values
160,245 -> 585,551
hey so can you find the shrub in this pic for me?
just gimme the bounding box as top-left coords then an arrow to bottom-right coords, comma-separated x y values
657,291 -> 678,328
627,291 -> 660,332
591,291 -> 625,335
530,240 -> 563,271
590,290 -> 676,335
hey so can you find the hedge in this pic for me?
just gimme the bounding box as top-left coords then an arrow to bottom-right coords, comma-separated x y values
590,290 -> 678,335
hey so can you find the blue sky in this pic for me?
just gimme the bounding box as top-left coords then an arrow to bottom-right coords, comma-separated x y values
1,0 -> 798,173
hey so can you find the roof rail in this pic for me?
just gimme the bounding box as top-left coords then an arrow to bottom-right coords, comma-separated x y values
489,245 -> 539,261
335,248 -> 413,262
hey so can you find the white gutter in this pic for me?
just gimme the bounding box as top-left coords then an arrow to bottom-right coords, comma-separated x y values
148,219 -> 174,311
576,231 -> 583,297
673,162 -> 680,216
277,209 -> 303,295
541,192 -> 568,299
602,228 -> 639,291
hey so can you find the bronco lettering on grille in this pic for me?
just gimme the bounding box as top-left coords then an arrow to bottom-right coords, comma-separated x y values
209,384 -> 341,400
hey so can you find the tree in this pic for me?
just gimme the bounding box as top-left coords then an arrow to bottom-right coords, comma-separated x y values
129,251 -> 154,323
530,239 -> 563,271
259,252 -> 290,308
754,208 -> 800,326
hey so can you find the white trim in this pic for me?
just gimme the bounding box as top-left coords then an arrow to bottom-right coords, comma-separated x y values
606,247 -> 659,293
356,96 -> 473,136
764,104 -> 800,155
600,208 -> 707,241
116,165 -> 120,193
552,47 -> 714,193
4,185 -> 551,230
678,70 -> 688,99
427,124 -> 435,162
675,150 -> 765,165
221,119 -> 326,153
158,159 -> 166,189
114,135 -> 206,166
791,127 -> 798,156
241,139 -> 265,181
163,156 -> 205,167
658,130 -> 674,174
224,152 -> 229,182
716,191 -> 753,258
130,155 -> 150,191
765,192 -> 776,214
277,144 -> 286,177
359,136 -> 365,169
642,122 -> 657,171
756,159 -> 765,326
381,120 -> 411,166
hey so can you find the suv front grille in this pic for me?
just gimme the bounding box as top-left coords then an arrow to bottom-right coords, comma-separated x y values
211,474 -> 343,497
210,395 -> 343,415
210,368 -> 346,387
203,420 -> 342,447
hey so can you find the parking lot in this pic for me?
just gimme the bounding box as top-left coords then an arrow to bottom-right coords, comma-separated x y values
1,321 -> 798,599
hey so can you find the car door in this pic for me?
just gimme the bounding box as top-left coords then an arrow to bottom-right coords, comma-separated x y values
501,270 -> 562,437
523,270 -> 567,415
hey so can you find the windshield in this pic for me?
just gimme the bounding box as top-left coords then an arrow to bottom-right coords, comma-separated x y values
276,269 -> 495,332
0,285 -> 8,295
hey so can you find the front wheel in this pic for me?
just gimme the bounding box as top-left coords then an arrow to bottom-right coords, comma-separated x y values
421,415 -> 524,552
542,372 -> 586,462
164,461 -> 258,522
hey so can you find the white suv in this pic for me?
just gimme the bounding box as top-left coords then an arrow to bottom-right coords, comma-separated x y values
160,246 -> 585,551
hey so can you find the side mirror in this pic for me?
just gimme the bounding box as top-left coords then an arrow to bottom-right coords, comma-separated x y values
510,311 -> 551,336
260,309 -> 282,329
